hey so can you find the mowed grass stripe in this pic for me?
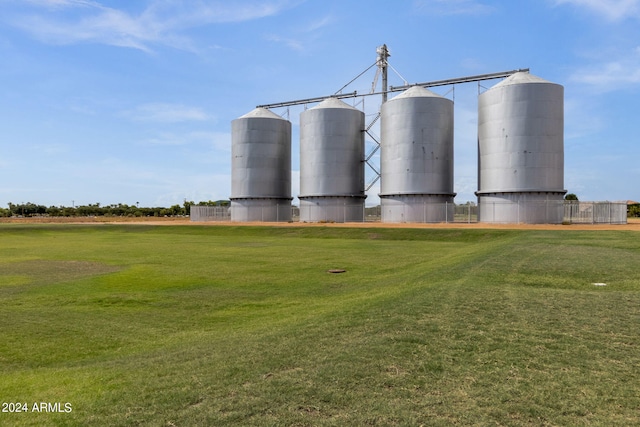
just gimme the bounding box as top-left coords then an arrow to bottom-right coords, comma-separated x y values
0,224 -> 638,426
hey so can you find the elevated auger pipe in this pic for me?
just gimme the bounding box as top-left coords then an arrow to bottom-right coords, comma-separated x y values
256,69 -> 529,110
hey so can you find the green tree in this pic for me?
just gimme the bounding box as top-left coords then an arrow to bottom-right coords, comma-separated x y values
565,193 -> 579,201
183,200 -> 194,216
628,204 -> 640,218
9,202 -> 47,216
47,206 -> 62,217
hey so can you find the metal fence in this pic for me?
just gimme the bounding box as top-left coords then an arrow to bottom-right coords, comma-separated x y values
190,205 -> 231,222
190,203 -> 478,223
478,200 -> 565,224
190,202 -> 627,224
563,201 -> 627,224
378,202 -> 478,223
298,201 -> 366,223
478,200 -> 627,224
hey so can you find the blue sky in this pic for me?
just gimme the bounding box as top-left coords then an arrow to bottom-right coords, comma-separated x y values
1,0 -> 638,207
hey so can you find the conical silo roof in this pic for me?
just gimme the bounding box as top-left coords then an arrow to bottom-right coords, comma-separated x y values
389,85 -> 444,101
491,71 -> 556,88
311,97 -> 358,110
238,107 -> 286,120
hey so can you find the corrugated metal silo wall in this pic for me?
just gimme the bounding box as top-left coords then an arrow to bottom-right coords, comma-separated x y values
379,87 -> 455,222
299,98 -> 365,222
477,74 -> 566,223
230,109 -> 292,222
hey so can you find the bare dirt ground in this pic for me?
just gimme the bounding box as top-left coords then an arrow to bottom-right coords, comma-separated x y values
1,216 -> 639,231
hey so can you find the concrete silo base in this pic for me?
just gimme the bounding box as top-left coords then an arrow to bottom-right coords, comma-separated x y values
380,194 -> 455,223
477,192 -> 566,224
298,196 -> 366,223
230,197 -> 292,222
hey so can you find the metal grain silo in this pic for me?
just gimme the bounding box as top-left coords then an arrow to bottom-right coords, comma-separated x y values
379,86 -> 455,222
298,97 -> 366,222
476,72 -> 566,223
230,107 -> 292,222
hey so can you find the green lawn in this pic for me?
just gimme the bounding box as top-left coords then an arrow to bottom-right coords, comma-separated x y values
1,224 -> 639,426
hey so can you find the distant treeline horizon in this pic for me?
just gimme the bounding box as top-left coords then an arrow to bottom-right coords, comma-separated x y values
0,200 -> 230,218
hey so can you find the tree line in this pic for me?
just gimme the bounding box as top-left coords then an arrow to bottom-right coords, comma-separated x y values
0,201 -> 230,218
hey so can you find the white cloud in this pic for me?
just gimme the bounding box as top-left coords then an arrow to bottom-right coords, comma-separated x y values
15,7 -> 156,52
304,15 -> 334,33
563,97 -> 605,140
569,47 -> 640,90
4,0 -> 304,52
29,143 -> 70,155
206,131 -> 233,152
142,131 -> 230,150
265,34 -> 304,52
146,1 -> 301,26
123,103 -> 211,123
413,0 -> 495,15
265,14 -> 333,52
553,0 -> 640,21
22,0 -> 100,8
154,172 -> 231,206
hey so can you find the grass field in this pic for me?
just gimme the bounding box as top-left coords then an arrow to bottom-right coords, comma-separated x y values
1,224 -> 639,426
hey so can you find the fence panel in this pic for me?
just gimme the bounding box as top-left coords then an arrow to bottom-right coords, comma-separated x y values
564,202 -> 627,224
190,206 -> 231,222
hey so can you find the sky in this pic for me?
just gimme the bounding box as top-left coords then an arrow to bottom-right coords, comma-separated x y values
1,0 -> 639,208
